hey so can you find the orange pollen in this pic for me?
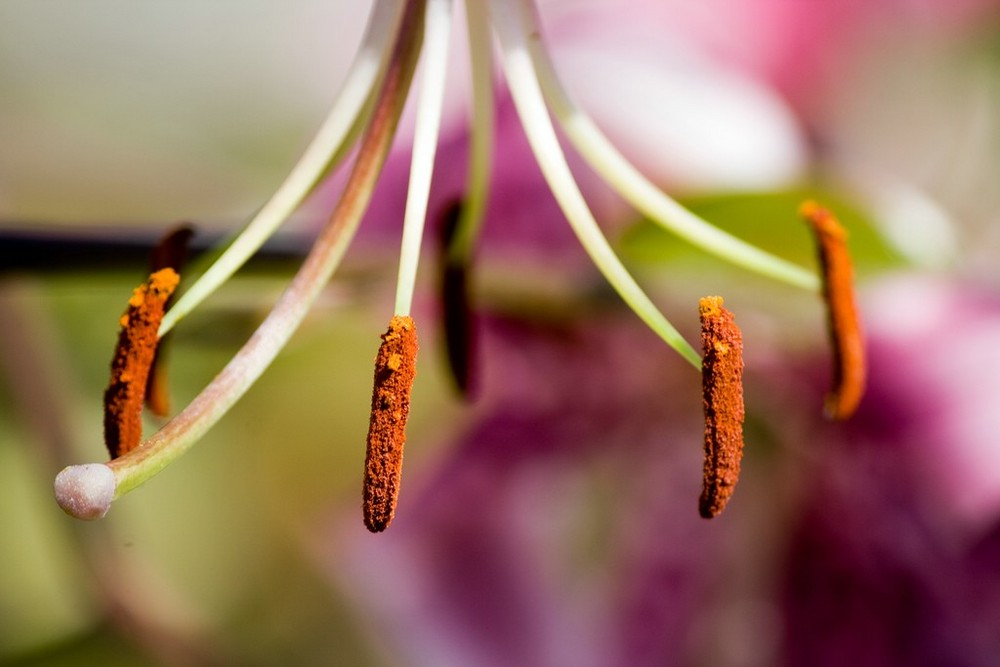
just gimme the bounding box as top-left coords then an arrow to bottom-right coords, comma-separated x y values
103,268 -> 180,459
800,201 -> 866,420
363,315 -> 418,533
145,224 -> 194,418
698,296 -> 745,519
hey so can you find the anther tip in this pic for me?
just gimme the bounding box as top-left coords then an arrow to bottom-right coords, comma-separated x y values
698,295 -> 724,318
798,200 -> 822,219
364,516 -> 391,533
149,267 -> 181,295
799,200 -> 846,239
54,464 -> 115,520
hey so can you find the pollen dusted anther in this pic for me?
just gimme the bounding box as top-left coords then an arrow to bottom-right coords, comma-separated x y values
363,315 -> 418,533
144,224 -> 194,418
698,296 -> 745,519
800,200 -> 866,420
103,268 -> 180,459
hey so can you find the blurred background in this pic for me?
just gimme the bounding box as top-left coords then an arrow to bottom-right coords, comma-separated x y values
2,1 -> 1000,665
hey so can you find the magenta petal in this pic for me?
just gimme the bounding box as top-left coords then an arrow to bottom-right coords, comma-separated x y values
859,275 -> 1000,533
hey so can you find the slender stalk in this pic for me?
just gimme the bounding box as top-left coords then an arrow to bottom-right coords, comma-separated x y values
158,0 -> 406,336
491,0 -> 700,368
447,0 -> 495,263
394,0 -> 454,316
515,0 -> 819,292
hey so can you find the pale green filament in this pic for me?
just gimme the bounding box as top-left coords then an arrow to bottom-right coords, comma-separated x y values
445,0 -> 495,264
158,0 -> 406,337
394,0 -> 454,317
491,0 -> 700,368
515,0 -> 819,293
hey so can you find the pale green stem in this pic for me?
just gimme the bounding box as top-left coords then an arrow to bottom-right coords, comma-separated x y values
491,0 -> 700,368
158,0 -> 406,337
446,0 -> 494,263
394,0 -> 454,316
102,0 -> 427,500
515,0 -> 819,293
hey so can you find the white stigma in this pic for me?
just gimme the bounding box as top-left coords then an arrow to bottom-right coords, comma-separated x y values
54,464 -> 116,520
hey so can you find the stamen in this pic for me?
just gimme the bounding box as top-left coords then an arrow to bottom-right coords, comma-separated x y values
438,200 -> 475,396
363,315 -> 418,532
158,0 -> 406,337
491,0 -> 700,368
698,296 -> 745,519
145,224 -> 195,418
515,0 -> 819,293
800,201 -> 866,420
52,0 -> 428,515
104,268 -> 180,459
394,0 -> 454,317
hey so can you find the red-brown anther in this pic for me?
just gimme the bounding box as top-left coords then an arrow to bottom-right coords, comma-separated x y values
104,268 -> 180,459
800,200 -> 866,420
438,200 -> 476,398
698,296 -> 745,519
363,315 -> 418,533
145,224 -> 194,417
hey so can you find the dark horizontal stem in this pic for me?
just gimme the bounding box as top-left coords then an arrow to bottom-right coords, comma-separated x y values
0,226 -> 309,274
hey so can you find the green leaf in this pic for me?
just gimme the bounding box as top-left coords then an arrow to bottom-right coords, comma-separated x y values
619,187 -> 904,277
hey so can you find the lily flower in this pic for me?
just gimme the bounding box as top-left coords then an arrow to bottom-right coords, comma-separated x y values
54,0 -> 850,524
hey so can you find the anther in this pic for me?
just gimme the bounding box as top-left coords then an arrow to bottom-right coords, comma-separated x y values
438,200 -> 476,397
145,225 -> 194,417
800,201 -> 866,420
104,268 -> 180,459
363,315 -> 418,532
698,296 -> 745,519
